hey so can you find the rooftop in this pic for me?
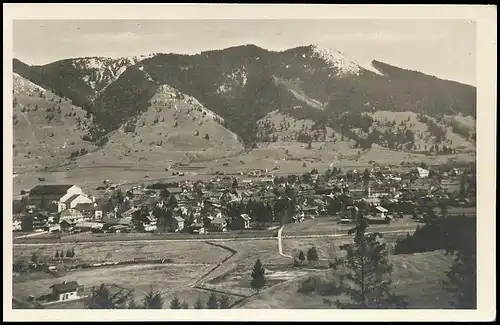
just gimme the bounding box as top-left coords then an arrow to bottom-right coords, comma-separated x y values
50,281 -> 80,293
29,185 -> 74,196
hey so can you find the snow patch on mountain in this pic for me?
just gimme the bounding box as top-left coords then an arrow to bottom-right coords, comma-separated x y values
71,54 -> 155,94
13,73 -> 46,95
310,45 -> 384,77
311,45 -> 361,76
217,67 -> 248,95
156,84 -> 226,124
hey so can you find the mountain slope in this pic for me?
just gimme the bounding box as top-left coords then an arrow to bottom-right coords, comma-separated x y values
12,73 -> 96,173
75,84 -> 244,168
13,44 -> 476,154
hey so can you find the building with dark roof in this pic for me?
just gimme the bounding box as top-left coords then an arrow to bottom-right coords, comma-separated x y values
49,281 -> 84,302
28,184 -> 86,213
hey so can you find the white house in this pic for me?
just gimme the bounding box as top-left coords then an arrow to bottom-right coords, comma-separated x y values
49,281 -> 84,302
29,185 -> 90,213
375,206 -> 389,219
416,167 -> 430,178
62,193 -> 93,210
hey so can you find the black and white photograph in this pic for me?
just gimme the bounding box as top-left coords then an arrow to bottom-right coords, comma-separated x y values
3,4 -> 496,322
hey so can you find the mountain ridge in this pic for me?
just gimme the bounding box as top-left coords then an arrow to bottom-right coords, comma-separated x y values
12,43 -> 476,170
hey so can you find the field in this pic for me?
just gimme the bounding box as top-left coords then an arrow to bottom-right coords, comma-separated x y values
13,241 -> 232,264
236,250 -> 455,309
12,135 -> 475,200
282,215 -> 419,237
12,226 -> 451,309
13,264 -> 214,307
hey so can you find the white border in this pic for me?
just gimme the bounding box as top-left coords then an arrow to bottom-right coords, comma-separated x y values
3,4 -> 496,322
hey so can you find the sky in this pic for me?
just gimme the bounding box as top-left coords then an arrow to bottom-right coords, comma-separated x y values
13,19 -> 476,86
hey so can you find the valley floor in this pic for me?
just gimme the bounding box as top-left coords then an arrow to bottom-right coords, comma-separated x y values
12,142 -> 476,199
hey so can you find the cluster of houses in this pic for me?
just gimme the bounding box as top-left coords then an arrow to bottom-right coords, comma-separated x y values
12,163 -> 476,236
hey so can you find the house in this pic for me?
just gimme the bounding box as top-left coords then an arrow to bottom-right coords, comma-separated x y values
416,167 -> 430,178
165,187 -> 184,196
60,209 -> 86,223
60,219 -> 76,232
28,185 -> 88,213
21,211 -> 49,232
209,218 -> 228,232
13,218 -> 22,231
190,223 -> 206,234
229,213 -> 251,230
143,215 -> 158,232
374,206 -> 389,219
49,281 -> 84,302
74,221 -> 103,232
62,193 -> 93,210
74,203 -> 103,220
46,223 -> 61,233
173,216 -> 185,232
102,216 -> 133,230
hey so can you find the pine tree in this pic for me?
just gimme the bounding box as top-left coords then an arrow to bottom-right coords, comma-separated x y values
458,170 -> 468,199
143,285 -> 164,309
250,258 -> 266,293
443,232 -> 477,309
219,295 -> 230,309
181,301 -> 189,309
170,296 -> 182,309
71,247 -> 76,257
298,250 -> 306,263
85,284 -> 133,309
326,220 -> 408,309
59,250 -> 65,258
55,250 -> 59,259
307,247 -> 319,266
206,292 -> 219,309
67,248 -> 72,258
194,298 -> 204,309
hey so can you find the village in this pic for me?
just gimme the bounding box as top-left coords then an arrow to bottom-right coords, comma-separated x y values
12,161 -> 477,308
13,161 -> 476,239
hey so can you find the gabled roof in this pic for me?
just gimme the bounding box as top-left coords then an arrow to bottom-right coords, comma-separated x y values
102,216 -> 132,226
166,187 -> 183,194
50,281 -> 80,293
29,185 -> 74,196
62,194 -> 81,204
74,203 -> 96,211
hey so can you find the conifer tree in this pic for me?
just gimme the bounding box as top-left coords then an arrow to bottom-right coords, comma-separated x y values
219,295 -> 230,309
307,247 -> 319,266
143,285 -> 164,309
250,258 -> 266,293
206,292 -> 219,309
326,219 -> 408,309
85,284 -> 133,309
298,250 -> 306,263
170,296 -> 182,309
443,227 -> 477,309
